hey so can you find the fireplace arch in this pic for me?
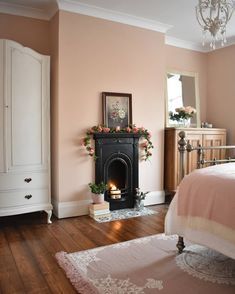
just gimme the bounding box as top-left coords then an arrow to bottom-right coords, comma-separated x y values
94,133 -> 140,210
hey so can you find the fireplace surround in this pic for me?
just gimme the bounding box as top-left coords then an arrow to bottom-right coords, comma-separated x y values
94,133 -> 141,210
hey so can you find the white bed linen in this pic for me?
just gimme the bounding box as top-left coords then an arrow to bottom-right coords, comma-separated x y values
165,192 -> 235,259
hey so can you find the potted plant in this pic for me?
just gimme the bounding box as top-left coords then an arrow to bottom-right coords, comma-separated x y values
88,182 -> 107,204
134,188 -> 149,210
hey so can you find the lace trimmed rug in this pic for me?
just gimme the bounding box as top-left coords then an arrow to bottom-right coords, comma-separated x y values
93,207 -> 156,223
55,234 -> 235,293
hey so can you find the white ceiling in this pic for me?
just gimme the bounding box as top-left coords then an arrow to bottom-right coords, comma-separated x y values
1,0 -> 235,52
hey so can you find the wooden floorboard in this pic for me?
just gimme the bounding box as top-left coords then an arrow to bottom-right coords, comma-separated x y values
0,230 -> 25,294
0,204 -> 167,293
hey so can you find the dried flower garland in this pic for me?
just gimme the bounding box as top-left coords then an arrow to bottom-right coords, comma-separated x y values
82,125 -> 154,161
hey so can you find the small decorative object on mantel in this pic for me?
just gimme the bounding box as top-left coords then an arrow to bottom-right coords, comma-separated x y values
134,188 -> 149,211
82,124 -> 154,161
169,106 -> 196,127
88,182 -> 107,204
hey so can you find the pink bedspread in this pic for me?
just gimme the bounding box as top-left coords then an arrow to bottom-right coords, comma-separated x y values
178,163 -> 235,230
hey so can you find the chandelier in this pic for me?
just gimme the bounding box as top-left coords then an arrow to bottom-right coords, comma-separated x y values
196,0 -> 235,49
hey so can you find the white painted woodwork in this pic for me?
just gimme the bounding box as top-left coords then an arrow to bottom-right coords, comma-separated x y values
0,172 -> 49,190
0,41 -> 4,173
0,188 -> 50,208
0,40 -> 52,223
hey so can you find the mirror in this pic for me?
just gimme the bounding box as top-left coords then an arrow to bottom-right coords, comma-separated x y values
165,70 -> 200,127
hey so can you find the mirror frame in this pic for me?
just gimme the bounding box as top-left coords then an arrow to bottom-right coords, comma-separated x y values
165,69 -> 200,128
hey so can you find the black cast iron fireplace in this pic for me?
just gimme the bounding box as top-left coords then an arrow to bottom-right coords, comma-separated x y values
94,133 -> 141,210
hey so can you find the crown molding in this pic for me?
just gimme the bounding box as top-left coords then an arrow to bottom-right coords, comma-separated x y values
165,36 -> 208,53
58,0 -> 172,33
165,35 -> 235,53
0,1 -> 57,21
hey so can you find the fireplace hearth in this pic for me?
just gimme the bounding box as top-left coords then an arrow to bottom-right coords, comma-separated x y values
94,133 -> 140,210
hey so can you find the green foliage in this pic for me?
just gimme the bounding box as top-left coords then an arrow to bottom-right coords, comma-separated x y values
169,111 -> 192,121
88,182 -> 107,194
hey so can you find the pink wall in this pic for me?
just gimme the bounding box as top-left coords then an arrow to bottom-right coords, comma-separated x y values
207,45 -> 235,145
0,13 -> 50,55
56,11 -> 166,202
166,45 -> 208,122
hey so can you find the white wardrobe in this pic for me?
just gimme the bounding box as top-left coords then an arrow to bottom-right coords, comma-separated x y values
0,39 -> 52,223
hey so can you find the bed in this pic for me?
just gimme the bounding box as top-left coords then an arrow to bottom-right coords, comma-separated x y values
165,131 -> 235,259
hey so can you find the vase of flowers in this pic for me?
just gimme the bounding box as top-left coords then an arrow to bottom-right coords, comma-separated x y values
88,182 -> 107,204
169,106 -> 196,127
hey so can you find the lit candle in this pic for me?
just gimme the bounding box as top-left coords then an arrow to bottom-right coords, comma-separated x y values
110,184 -> 121,199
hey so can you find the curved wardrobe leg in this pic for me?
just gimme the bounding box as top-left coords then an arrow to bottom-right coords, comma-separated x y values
45,210 -> 52,224
177,236 -> 185,254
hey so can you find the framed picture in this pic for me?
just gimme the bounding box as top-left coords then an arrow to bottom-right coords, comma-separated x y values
102,92 -> 132,128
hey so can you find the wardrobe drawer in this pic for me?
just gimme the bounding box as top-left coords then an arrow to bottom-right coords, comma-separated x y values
0,188 -> 50,208
0,173 -> 49,190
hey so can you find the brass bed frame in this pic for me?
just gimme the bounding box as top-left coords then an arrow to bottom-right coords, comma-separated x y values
176,131 -> 235,253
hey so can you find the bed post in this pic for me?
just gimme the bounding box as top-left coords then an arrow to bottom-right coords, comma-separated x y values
178,131 -> 187,181
177,131 -> 187,254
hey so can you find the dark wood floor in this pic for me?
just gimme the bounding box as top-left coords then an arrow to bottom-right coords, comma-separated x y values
0,204 -> 168,293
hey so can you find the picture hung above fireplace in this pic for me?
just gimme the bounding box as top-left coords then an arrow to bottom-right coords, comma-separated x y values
102,92 -> 132,128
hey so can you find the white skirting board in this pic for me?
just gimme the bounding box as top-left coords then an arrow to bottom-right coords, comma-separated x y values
52,198 -> 92,219
143,190 -> 165,206
52,190 -> 165,219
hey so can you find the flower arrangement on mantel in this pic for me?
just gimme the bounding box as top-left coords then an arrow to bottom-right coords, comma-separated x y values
169,106 -> 196,122
82,125 -> 154,161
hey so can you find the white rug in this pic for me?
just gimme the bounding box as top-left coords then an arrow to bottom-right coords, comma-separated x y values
56,234 -> 235,293
93,207 -> 156,223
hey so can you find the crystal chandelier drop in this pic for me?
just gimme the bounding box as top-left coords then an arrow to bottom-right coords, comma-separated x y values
196,0 -> 235,49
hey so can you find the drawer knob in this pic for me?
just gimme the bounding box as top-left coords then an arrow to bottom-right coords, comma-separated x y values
25,194 -> 32,200
24,178 -> 32,183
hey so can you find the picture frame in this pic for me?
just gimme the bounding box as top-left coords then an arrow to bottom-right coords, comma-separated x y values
102,92 -> 132,128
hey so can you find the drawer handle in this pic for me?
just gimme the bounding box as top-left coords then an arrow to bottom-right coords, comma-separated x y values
24,178 -> 32,183
25,194 -> 32,200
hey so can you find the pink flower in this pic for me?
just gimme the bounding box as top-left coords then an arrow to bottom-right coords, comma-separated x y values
126,127 -> 131,133
116,126 -> 121,132
184,106 -> 196,114
133,127 -> 139,133
147,132 -> 152,139
89,148 -> 94,156
175,107 -> 185,113
140,127 -> 145,132
103,127 -> 110,133
98,126 -> 103,132
89,128 -> 94,134
142,141 -> 148,148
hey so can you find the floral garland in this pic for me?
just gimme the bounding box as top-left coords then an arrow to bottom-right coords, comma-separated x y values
82,125 -> 154,161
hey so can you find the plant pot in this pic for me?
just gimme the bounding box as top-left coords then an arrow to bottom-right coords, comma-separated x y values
91,193 -> 104,204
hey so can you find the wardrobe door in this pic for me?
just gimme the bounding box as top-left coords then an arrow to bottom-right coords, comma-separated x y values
5,41 -> 50,173
0,40 -> 5,173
